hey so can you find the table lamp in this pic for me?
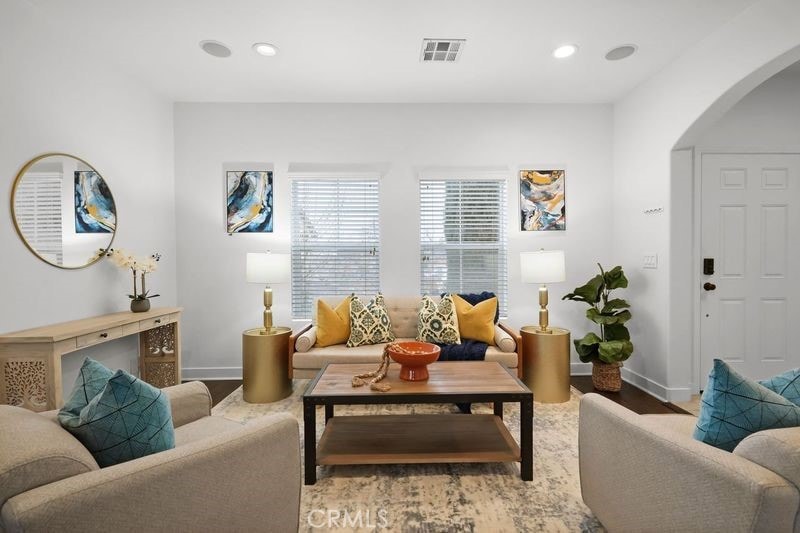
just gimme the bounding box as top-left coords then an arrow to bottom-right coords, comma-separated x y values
246,252 -> 290,334
520,249 -> 565,333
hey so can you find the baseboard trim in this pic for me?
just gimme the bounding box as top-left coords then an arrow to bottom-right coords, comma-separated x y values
183,363 -> 690,402
620,367 -> 691,403
182,367 -> 243,381
570,362 -> 592,376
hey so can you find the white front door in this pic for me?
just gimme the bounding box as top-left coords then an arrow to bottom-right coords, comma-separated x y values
700,153 -> 800,383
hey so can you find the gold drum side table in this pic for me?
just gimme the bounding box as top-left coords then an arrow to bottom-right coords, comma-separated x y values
242,327 -> 292,403
520,326 -> 571,403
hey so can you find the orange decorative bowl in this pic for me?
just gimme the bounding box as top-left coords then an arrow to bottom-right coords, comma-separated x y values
387,341 -> 441,381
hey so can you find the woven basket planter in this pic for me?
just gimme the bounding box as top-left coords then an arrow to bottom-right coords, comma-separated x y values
592,361 -> 622,392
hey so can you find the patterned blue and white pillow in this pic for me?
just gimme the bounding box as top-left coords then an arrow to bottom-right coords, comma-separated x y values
59,369 -> 175,467
694,359 -> 800,451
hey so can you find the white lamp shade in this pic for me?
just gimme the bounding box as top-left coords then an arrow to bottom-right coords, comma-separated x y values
520,250 -> 566,284
246,252 -> 290,284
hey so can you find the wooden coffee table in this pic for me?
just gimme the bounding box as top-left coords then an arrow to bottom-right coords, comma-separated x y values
302,361 -> 533,485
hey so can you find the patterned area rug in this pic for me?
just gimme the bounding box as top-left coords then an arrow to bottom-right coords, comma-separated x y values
213,381 -> 602,532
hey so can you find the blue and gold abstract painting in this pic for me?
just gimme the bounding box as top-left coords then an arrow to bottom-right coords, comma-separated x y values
520,169 -> 565,231
226,171 -> 273,233
74,171 -> 116,233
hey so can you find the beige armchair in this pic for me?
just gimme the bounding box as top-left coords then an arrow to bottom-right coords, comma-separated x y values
0,381 -> 300,533
579,393 -> 800,532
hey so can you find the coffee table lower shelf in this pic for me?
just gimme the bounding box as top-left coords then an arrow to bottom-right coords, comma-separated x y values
316,414 -> 521,466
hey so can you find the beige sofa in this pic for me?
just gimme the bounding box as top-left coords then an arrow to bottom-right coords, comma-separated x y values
0,382 -> 300,533
579,393 -> 800,532
289,295 -> 521,379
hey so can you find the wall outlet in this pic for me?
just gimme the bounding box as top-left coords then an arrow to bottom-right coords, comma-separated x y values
643,253 -> 658,269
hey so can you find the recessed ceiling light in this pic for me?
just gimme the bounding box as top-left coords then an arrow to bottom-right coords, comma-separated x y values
252,43 -> 278,57
605,44 -> 638,61
199,40 -> 232,58
553,44 -> 578,59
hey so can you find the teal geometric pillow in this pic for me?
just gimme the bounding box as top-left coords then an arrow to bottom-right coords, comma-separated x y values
760,368 -> 800,406
58,369 -> 175,467
61,357 -> 114,416
694,359 -> 800,451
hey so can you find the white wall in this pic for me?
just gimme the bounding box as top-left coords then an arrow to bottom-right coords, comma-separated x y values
613,0 -> 800,401
174,103 -> 614,379
0,1 -> 177,391
696,71 -> 800,149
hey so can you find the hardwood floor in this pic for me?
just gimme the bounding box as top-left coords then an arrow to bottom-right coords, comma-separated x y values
195,377 -> 691,414
199,380 -> 242,407
570,376 -> 689,415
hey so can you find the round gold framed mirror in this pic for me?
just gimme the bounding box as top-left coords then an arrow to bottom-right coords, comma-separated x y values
11,153 -> 117,269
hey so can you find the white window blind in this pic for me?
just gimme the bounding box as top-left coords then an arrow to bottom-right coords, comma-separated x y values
13,172 -> 64,265
420,179 -> 508,316
290,178 -> 380,319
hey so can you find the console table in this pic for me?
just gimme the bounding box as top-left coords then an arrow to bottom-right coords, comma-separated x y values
0,307 -> 182,412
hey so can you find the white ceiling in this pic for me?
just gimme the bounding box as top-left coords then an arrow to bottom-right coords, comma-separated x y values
29,0 -> 758,103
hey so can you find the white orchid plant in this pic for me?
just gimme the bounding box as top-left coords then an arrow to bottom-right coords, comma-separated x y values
107,249 -> 161,301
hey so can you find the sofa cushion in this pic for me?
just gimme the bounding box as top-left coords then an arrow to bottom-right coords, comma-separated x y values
384,296 -> 425,338
60,357 -> 114,416
417,294 -> 461,344
0,405 -> 99,509
316,296 -> 351,347
347,294 -> 396,347
452,294 -> 496,344
293,339 -> 518,369
59,370 -> 176,467
760,368 -> 800,406
694,359 -> 800,451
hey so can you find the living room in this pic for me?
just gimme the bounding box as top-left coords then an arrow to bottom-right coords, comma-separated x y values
2,0 -> 800,531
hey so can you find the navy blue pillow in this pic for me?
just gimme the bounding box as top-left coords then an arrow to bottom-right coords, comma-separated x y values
441,292 -> 500,324
694,359 -> 800,451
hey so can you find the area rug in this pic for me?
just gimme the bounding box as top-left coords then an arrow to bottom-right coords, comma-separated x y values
213,381 -> 602,532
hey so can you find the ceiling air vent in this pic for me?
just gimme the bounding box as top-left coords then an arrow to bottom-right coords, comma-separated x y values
420,39 -> 465,62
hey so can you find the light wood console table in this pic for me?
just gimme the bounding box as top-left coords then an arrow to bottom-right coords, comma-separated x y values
0,307 -> 182,412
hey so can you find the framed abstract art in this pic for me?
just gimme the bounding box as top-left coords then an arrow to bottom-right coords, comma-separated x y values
519,169 -> 565,231
226,170 -> 273,233
74,170 -> 116,233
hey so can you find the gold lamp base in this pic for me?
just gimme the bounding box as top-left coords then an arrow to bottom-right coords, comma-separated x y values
538,284 -> 551,333
262,285 -> 274,335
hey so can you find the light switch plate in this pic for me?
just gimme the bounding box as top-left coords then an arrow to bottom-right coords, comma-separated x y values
643,254 -> 658,269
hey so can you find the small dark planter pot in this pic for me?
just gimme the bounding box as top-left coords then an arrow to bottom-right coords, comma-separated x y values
131,298 -> 151,313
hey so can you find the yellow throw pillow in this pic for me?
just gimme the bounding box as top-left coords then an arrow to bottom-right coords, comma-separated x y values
315,296 -> 352,347
452,294 -> 497,344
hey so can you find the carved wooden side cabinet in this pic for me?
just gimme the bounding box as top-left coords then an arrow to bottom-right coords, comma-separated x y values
0,307 -> 182,411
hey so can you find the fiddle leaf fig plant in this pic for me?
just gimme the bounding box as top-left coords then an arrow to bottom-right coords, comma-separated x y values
562,264 -> 634,364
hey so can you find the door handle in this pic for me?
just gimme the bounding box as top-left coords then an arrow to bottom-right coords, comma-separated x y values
703,282 -> 717,291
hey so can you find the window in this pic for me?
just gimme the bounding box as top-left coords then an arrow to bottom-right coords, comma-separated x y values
420,178 -> 508,316
290,177 -> 380,319
13,172 -> 64,265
